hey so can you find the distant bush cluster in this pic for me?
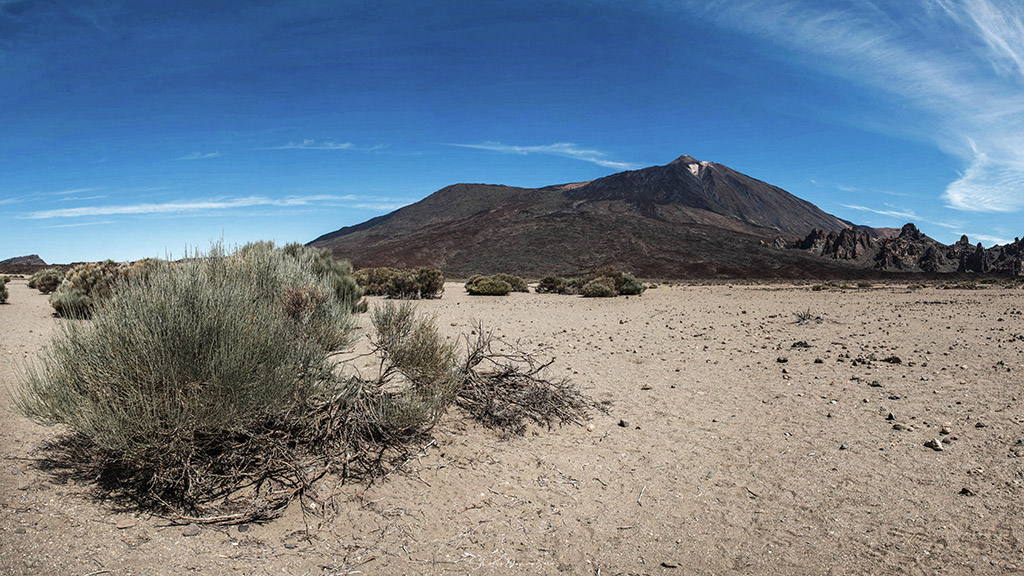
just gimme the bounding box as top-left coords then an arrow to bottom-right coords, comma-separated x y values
0,275 -> 9,304
463,274 -> 513,296
536,266 -> 645,298
354,267 -> 444,299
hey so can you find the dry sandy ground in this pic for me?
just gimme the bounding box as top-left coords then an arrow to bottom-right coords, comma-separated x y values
2,278 -> 1024,575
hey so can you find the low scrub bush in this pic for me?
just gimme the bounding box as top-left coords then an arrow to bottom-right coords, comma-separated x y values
354,267 -> 444,299
28,268 -> 64,294
492,273 -> 528,292
465,275 -> 512,296
0,281 -> 7,304
536,275 -> 568,294
282,243 -> 366,313
49,260 -> 127,318
18,243 -> 359,518
581,277 -> 617,297
537,267 -> 644,297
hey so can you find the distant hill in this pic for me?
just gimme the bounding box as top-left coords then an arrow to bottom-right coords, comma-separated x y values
310,155 -> 1022,278
0,254 -> 49,275
1,255 -> 46,266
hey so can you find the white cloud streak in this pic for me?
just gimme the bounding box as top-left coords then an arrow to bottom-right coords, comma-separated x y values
449,142 -> 642,170
259,139 -> 385,151
22,194 -> 412,219
688,0 -> 1024,213
178,151 -> 222,160
842,203 -> 960,229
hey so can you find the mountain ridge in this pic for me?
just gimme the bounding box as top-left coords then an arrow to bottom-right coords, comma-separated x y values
310,156 -> 1022,278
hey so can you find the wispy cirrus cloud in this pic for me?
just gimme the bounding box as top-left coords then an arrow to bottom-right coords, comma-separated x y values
842,203 -> 961,229
22,194 -> 412,219
177,151 -> 222,160
448,141 -> 642,170
684,0 -> 1024,213
969,233 -> 1012,245
259,139 -> 385,151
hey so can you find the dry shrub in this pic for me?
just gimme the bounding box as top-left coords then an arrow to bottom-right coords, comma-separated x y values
0,281 -> 7,304
49,260 -> 127,318
465,275 -> 512,295
28,268 -> 64,294
354,267 -> 444,299
457,325 -> 605,437
18,243 -> 358,520
793,309 -> 824,324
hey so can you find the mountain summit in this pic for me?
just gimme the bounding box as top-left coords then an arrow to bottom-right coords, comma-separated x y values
310,156 -> 864,278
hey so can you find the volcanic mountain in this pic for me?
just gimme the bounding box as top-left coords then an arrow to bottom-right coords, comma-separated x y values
310,155 -> 883,278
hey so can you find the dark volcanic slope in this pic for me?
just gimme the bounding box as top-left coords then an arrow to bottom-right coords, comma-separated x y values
309,156 -> 861,278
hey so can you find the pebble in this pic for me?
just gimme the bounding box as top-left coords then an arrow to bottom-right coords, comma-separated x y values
116,518 -> 137,530
238,524 -> 250,533
586,423 -> 595,432
182,523 -> 201,537
925,438 -> 944,451
975,422 -> 988,428
618,419 -> 629,428
940,425 -> 952,435
869,380 -> 883,388
893,423 -> 913,431
959,487 -> 976,496
839,443 -> 849,450
886,412 -> 896,421
777,357 -> 788,363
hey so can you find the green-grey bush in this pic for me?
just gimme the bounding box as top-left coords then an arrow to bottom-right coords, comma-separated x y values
282,243 -> 366,313
49,260 -> 127,318
0,281 -> 7,304
581,277 -> 617,297
535,275 -> 568,294
465,275 -> 512,296
17,243 -> 359,510
492,273 -> 528,292
356,302 -> 462,437
28,268 -> 64,294
354,267 -> 444,299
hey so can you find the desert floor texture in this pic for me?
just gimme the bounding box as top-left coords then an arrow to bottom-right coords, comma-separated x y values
2,278 -> 1024,575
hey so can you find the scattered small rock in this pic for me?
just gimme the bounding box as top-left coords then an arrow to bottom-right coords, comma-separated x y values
661,561 -> 679,568
618,419 -> 630,428
777,357 -> 788,363
886,412 -> 896,421
814,358 -> 823,364
975,422 -> 988,428
869,380 -> 883,388
893,423 -> 913,431
116,518 -> 137,530
238,524 -> 250,533
959,487 -> 976,496
182,523 -> 201,537
791,341 -> 811,349
881,356 -> 902,364
888,394 -> 901,400
940,425 -> 952,435
925,438 -> 944,451
839,443 -> 849,450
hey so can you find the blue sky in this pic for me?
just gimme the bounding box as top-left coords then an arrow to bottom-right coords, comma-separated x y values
2,0 -> 1023,263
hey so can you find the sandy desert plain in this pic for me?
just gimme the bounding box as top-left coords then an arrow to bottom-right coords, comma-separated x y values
2,276 -> 1024,575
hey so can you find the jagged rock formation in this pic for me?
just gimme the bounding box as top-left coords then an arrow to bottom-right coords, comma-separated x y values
796,224 -> 1024,275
